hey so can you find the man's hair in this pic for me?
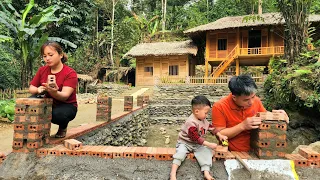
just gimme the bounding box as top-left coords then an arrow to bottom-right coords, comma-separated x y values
228,74 -> 257,96
191,95 -> 211,109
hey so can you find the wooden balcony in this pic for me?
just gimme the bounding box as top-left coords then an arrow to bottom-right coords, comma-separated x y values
238,46 -> 284,56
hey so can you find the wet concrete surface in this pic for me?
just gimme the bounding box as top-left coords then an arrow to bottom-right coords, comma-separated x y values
0,153 -> 319,180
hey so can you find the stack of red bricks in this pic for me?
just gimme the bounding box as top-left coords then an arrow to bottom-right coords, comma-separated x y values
137,95 -> 150,107
0,152 -> 6,164
251,111 -> 287,158
124,96 -> 133,111
13,98 -> 52,153
285,147 -> 320,168
96,95 -> 112,122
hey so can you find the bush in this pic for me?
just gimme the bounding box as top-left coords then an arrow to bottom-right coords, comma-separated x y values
264,51 -> 320,113
0,99 -> 15,122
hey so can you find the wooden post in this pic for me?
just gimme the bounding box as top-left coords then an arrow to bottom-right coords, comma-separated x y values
236,59 -> 240,75
205,32 -> 209,83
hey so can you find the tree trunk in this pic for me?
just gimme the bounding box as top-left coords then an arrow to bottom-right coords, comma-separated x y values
258,0 -> 262,14
162,0 -> 166,31
110,0 -> 116,67
96,9 -> 99,58
277,0 -> 312,65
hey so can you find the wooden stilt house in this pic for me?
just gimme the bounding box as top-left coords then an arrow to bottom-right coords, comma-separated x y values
184,13 -> 320,79
125,40 -> 198,86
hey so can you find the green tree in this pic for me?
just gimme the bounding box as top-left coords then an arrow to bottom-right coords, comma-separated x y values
0,0 -> 76,87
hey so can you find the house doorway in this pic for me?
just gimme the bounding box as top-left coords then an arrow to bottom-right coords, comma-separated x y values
248,30 -> 261,48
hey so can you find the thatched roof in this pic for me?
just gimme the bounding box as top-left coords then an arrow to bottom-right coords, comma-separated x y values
125,40 -> 198,57
77,74 -> 93,82
185,13 -> 320,35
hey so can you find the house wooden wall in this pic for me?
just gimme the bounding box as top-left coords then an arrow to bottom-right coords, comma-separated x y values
136,55 -> 195,86
206,26 -> 284,61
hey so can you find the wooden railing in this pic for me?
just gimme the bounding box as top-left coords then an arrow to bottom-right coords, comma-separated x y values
210,45 -> 239,78
156,74 -> 265,85
0,88 -> 31,100
239,46 -> 284,55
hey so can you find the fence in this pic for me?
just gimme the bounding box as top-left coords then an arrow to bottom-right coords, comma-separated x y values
157,74 -> 265,85
0,88 -> 31,100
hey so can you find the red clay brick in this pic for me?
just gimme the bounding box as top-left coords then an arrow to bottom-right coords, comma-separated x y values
259,123 -> 271,130
299,148 -> 320,160
275,123 -> 287,131
15,106 -> 26,114
27,133 -> 43,140
307,160 -> 320,168
12,140 -> 23,148
29,116 -> 43,123
225,151 -> 236,159
13,132 -> 24,140
276,142 -> 287,148
155,148 -> 170,161
36,148 -> 48,157
14,124 -> 25,131
12,148 -> 29,153
48,146 -> 60,156
14,115 -> 26,123
134,147 -> 148,159
123,147 -> 137,159
113,146 -> 127,158
187,153 -> 196,161
44,123 -> 51,130
28,124 -> 43,132
89,146 -> 105,157
55,145 -> 72,156
64,139 -> 83,150
258,132 -> 287,141
215,145 -> 228,158
167,148 -> 176,160
146,147 -> 157,160
27,141 -> 43,149
101,146 -> 116,159
285,154 -> 308,167
78,146 -> 95,156
256,141 -> 271,148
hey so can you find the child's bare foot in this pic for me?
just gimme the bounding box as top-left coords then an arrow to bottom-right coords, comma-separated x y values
170,173 -> 177,180
204,171 -> 215,180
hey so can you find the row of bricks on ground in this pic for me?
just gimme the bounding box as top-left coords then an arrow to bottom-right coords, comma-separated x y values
35,145 -> 254,163
285,147 -> 320,168
13,138 -> 49,152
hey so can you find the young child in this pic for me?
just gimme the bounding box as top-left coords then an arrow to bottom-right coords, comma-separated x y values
170,95 -> 227,180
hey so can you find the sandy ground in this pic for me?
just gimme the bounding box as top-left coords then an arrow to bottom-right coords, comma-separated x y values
0,99 -> 137,154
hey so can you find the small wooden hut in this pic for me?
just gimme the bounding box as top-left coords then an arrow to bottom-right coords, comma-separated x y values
126,40 -> 198,86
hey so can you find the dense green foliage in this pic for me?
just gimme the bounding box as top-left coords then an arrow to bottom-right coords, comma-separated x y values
264,50 -> 320,114
0,100 -> 15,121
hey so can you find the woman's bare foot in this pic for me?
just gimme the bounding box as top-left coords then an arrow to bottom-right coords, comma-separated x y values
204,171 -> 215,180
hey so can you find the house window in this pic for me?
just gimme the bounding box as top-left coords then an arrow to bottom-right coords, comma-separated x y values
169,65 -> 179,76
144,66 -> 153,76
218,39 -> 227,50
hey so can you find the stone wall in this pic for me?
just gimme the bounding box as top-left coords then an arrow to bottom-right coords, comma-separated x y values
77,108 -> 149,146
87,83 -> 129,97
148,85 -> 230,125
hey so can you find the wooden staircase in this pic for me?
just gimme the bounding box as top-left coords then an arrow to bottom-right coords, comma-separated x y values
210,45 -> 239,79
